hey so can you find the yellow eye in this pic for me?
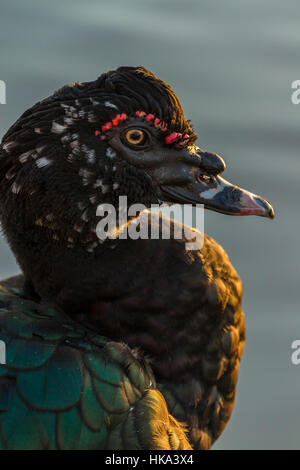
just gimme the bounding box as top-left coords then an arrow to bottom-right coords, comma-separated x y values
124,129 -> 146,146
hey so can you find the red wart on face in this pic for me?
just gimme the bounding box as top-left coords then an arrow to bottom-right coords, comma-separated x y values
94,110 -> 191,147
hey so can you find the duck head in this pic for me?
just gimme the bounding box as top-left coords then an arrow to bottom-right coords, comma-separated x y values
0,66 -> 274,299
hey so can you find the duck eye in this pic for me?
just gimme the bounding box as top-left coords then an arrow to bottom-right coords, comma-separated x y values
124,129 -> 147,146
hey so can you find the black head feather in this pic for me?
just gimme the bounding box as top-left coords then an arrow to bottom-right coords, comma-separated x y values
0,67 -> 197,293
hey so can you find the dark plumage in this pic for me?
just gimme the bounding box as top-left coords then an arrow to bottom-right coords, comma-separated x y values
0,66 -> 274,449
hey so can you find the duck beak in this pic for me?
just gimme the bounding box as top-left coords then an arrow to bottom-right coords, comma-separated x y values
155,150 -> 275,219
161,175 -> 275,219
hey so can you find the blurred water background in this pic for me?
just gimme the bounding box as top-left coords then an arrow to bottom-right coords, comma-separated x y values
0,0 -> 299,449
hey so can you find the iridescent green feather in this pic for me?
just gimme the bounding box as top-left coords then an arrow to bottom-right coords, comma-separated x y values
0,286 -> 191,450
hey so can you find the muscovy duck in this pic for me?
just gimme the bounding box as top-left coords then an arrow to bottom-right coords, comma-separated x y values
0,66 -> 274,450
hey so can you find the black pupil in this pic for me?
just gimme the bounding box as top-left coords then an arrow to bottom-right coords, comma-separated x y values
130,131 -> 142,141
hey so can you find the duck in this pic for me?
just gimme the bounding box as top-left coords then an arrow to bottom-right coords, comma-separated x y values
0,66 -> 274,450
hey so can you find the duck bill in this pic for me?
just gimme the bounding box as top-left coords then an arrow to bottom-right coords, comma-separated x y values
161,175 -> 275,219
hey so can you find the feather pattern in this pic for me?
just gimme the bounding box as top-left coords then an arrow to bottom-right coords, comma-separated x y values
0,285 -> 191,450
